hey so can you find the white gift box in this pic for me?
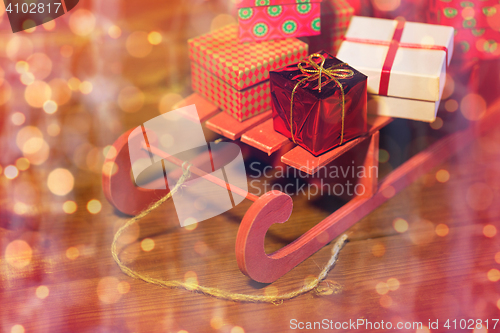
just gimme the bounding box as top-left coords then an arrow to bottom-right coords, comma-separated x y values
336,16 -> 454,122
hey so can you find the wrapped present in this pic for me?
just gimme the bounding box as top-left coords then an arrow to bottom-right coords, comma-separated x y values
336,16 -> 454,122
305,0 -> 354,54
270,51 -> 367,156
188,24 -> 308,121
236,0 -> 322,43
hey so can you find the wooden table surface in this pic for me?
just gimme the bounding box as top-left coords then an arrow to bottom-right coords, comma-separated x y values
1,1 -> 500,332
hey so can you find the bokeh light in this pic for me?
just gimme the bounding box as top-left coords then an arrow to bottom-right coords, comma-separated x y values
387,278 -> 399,291
68,77 -> 81,91
231,326 -> 245,333
87,199 -> 102,214
430,117 -> 443,130
49,78 -> 72,105
43,100 -> 58,114
0,80 -> 12,105
24,80 -> 51,108
126,31 -> 152,58
495,252 -> 500,264
4,165 -> 19,179
7,36 -> 33,60
66,247 -> 80,260
47,168 -> 75,196
69,9 -> 96,36
79,81 -> 93,94
159,93 -> 183,114
436,169 -> 450,183
210,317 -> 224,330
461,94 -> 486,121
97,276 -> 122,304
10,325 -> 25,333
117,281 -> 130,294
408,220 -> 435,245
102,161 -> 119,177
60,45 -> 73,58
372,243 -> 385,257
141,238 -> 155,252
63,201 -> 77,214
435,224 -> 449,237
47,123 -> 61,137
487,268 -> 500,282
379,149 -> 390,163
184,271 -> 198,286
393,218 -> 408,233
11,112 -> 25,126
372,0 -> 401,12
379,294 -> 392,308
42,18 -> 56,31
36,286 -> 49,299
118,86 -> 144,113
16,158 -> 30,171
148,31 -> 162,45
116,221 -> 140,245
108,25 -> 122,39
483,224 -> 497,238
26,53 -> 52,80
375,282 -> 389,295
5,240 -> 32,269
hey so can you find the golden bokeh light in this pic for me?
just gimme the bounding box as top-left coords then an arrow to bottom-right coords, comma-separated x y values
47,168 -> 75,196
68,77 -> 81,91
210,14 -> 237,32
103,146 -> 117,159
126,31 -> 152,58
372,0 -> 400,11
442,74 -> 455,99
36,285 -> 49,299
97,276 -> 122,304
375,282 -> 389,295
264,285 -> 278,297
495,252 -> 500,264
117,281 -> 130,294
10,325 -> 25,333
408,220 -> 435,245
159,93 -> 183,114
466,183 -> 493,211
194,241 -> 208,255
436,169 -> 450,183
379,294 -> 392,308
148,31 -> 162,45
393,218 -> 408,233
22,20 -> 37,33
11,112 -> 25,126
79,81 -> 93,94
381,185 -> 395,198
487,268 -> 500,282
461,94 -> 486,121
27,53 -> 52,80
118,86 -> 145,113
66,247 -> 80,260
4,165 -> 19,179
184,271 -> 199,286
5,240 -> 32,269
20,72 -> 35,85
6,35 -> 33,60
47,123 -> 61,137
483,224 -> 497,238
115,220 -> 140,245
430,117 -> 443,130
42,18 -> 56,31
49,78 -> 72,105
108,25 -> 122,39
87,199 -> 102,214
141,238 -> 155,252
69,9 -> 96,36
372,243 -> 385,257
43,100 -> 58,114
102,161 -> 119,177
13,202 -> 29,215
231,326 -> 245,333
16,158 -> 30,171
178,331 -> 189,333
497,299 -> 500,310
210,317 -> 224,330
63,201 -> 77,214
379,149 -> 389,163
185,221 -> 198,231
387,278 -> 399,291
15,61 -> 29,73
445,99 -> 458,112
435,223 -> 449,237
25,80 -> 51,108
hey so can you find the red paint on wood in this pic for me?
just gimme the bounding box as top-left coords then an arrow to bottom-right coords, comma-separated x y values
241,119 -> 291,155
206,110 -> 272,140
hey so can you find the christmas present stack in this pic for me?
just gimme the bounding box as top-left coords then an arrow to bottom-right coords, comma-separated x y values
188,24 -> 308,121
235,0 -> 322,42
270,51 -> 368,155
337,16 -> 454,122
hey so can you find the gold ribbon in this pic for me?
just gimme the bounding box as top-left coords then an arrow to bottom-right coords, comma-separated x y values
289,53 -> 354,146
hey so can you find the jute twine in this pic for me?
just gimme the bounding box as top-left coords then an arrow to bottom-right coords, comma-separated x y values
111,164 -> 348,303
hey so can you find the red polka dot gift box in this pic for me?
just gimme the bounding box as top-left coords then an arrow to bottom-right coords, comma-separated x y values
236,0 -> 322,43
188,24 -> 308,121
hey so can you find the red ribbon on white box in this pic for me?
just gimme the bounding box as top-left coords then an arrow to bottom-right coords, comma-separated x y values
343,19 -> 449,96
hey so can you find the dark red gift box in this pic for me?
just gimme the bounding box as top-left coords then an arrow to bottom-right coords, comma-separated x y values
270,51 -> 367,156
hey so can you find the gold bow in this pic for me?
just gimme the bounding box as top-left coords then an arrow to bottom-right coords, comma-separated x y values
289,53 -> 354,146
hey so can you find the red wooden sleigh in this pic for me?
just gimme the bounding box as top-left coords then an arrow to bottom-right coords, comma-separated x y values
103,92 -> 499,284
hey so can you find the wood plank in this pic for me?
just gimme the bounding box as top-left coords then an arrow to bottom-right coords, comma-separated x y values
205,110 -> 272,140
240,119 -> 291,155
281,116 -> 393,174
172,93 -> 220,122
